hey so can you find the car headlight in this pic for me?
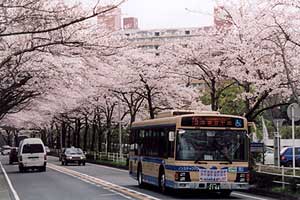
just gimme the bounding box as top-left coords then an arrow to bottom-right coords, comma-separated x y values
67,156 -> 72,159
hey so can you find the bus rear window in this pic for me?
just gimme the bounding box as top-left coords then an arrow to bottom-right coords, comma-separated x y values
22,144 -> 44,154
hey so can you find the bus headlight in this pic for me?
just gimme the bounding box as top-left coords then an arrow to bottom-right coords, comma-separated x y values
175,172 -> 191,182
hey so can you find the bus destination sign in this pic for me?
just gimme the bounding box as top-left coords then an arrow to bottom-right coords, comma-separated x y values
181,116 -> 244,128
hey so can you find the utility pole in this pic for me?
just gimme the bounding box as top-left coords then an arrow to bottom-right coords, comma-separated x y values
287,103 -> 300,176
291,105 -> 296,176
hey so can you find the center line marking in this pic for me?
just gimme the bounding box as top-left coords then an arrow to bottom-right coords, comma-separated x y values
48,163 -> 160,200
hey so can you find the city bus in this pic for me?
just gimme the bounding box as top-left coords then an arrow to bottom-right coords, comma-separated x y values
129,110 -> 250,196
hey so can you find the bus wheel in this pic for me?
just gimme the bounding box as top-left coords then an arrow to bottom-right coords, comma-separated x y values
159,170 -> 166,193
220,190 -> 232,197
137,166 -> 144,188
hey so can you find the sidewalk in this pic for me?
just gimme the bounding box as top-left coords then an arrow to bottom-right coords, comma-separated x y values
0,169 -> 11,200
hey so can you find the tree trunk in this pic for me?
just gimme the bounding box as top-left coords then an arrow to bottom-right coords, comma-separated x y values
67,125 -> 71,147
83,116 -> 89,151
98,128 -> 103,152
61,122 -> 66,148
90,118 -> 96,151
107,128 -> 111,152
55,123 -> 60,149
210,79 -> 218,111
72,121 -> 76,147
145,85 -> 155,119
75,118 -> 81,148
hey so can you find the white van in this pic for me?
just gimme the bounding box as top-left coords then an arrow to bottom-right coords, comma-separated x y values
18,138 -> 47,172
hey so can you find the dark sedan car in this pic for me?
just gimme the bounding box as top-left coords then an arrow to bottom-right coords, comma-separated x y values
9,147 -> 18,164
280,146 -> 300,167
61,147 -> 86,166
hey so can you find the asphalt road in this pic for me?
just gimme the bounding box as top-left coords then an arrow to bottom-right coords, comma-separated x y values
0,155 -> 278,200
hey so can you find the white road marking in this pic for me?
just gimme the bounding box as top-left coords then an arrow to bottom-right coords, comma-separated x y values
233,192 -> 270,200
49,164 -> 160,200
48,158 -> 274,200
0,161 -> 20,200
98,193 -> 118,197
49,156 -> 127,173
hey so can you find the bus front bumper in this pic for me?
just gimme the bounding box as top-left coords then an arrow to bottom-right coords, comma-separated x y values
169,182 -> 250,190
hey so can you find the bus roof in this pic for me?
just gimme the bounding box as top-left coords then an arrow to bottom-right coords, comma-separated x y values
132,112 -> 247,128
155,110 -> 220,119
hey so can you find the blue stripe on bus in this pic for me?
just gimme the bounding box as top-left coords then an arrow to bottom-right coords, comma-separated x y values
165,165 -> 206,171
142,174 -> 176,188
129,156 -> 163,164
143,174 -> 159,186
142,157 -> 163,164
166,180 -> 175,188
129,156 -> 248,173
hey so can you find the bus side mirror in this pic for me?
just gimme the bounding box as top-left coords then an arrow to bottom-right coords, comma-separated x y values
169,131 -> 175,142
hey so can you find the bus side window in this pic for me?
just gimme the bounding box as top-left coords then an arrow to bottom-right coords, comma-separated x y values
133,130 -> 139,156
139,130 -> 145,156
161,130 -> 168,158
167,128 -> 175,158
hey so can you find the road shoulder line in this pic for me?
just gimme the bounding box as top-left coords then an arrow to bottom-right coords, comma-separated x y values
48,163 -> 160,200
233,191 -> 269,200
0,161 -> 20,200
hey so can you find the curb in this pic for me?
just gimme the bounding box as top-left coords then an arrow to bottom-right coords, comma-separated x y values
86,159 -> 128,170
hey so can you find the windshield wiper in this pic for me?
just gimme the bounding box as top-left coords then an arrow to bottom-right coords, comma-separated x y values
194,159 -> 208,164
218,150 -> 232,164
213,141 -> 233,164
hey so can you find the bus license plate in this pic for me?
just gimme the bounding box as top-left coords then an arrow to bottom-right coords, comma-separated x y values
207,183 -> 220,190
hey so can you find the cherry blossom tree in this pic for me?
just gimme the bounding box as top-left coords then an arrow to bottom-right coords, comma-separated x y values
112,49 -> 203,120
164,0 -> 297,121
163,28 -> 236,112
0,0 -> 124,120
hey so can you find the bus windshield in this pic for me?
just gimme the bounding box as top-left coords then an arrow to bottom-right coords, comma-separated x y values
176,129 -> 248,162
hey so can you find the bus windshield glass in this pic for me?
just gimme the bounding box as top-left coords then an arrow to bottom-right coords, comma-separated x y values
176,129 -> 247,162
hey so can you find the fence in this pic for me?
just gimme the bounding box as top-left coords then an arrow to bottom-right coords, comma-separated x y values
86,151 -> 128,164
49,149 -> 128,164
256,164 -> 300,189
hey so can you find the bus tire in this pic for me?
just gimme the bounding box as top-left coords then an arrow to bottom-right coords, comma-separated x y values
137,164 -> 144,188
159,169 -> 167,193
220,190 -> 232,197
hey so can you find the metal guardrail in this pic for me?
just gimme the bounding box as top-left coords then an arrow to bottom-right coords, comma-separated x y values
49,149 -> 128,163
87,151 -> 128,163
256,164 -> 300,178
256,164 -> 300,189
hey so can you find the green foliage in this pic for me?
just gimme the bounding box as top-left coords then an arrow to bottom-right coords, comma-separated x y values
199,92 -> 211,106
199,84 -> 247,115
279,126 -> 300,139
218,85 -> 247,115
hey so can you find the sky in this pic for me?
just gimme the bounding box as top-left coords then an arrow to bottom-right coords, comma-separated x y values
76,0 -> 215,29
120,0 -> 215,29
